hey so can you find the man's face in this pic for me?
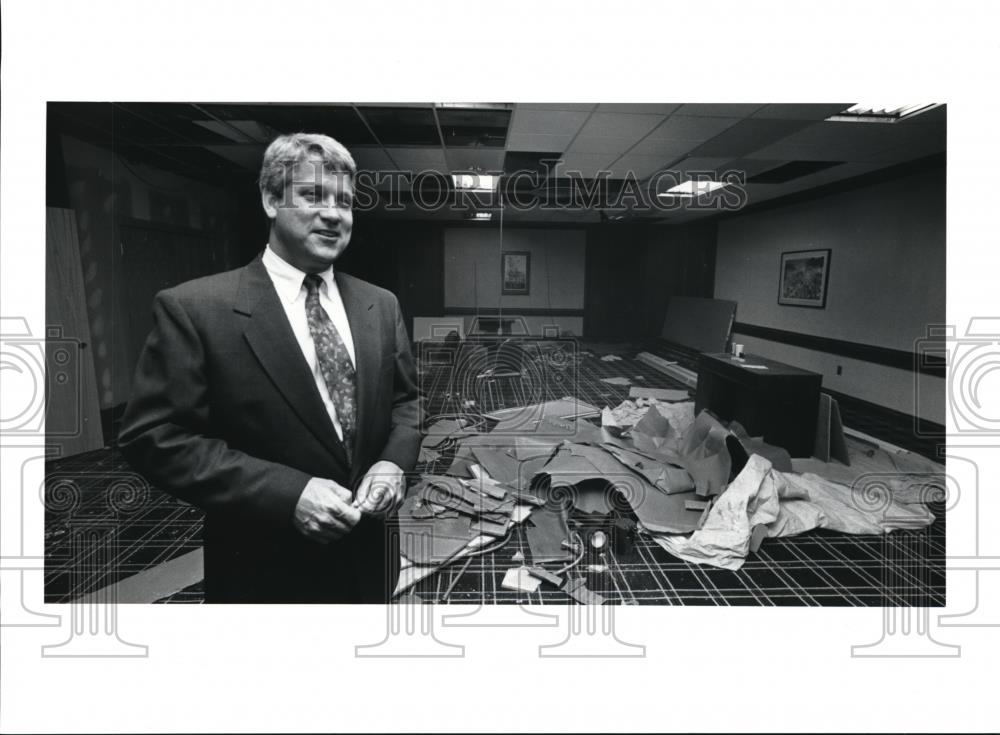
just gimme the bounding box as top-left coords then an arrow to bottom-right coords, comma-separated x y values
263,159 -> 354,273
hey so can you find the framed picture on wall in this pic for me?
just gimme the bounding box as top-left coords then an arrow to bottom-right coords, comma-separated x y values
501,251 -> 530,295
778,248 -> 831,308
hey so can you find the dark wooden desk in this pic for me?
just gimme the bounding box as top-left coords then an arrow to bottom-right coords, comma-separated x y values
695,352 -> 822,457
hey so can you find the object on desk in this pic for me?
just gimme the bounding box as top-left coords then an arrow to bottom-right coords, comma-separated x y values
652,455 -> 783,570
562,577 -> 606,605
629,386 -> 690,402
601,376 -> 632,386
813,393 -> 850,465
501,566 -> 542,593
525,508 -> 573,562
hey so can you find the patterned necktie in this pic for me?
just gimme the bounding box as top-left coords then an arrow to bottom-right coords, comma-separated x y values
303,274 -> 357,458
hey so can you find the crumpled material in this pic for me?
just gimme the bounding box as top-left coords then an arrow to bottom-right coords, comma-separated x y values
770,472 -> 936,536
603,399 -> 695,440
652,455 -> 783,570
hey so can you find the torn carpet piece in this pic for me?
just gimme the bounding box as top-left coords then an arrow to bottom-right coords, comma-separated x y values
501,566 -> 542,593
398,516 -> 477,565
652,454 -> 783,570
603,444 -> 694,495
525,507 -> 573,562
626,486 -> 705,534
470,446 -> 521,487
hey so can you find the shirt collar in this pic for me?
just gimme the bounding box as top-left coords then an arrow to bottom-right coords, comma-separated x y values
262,245 -> 336,305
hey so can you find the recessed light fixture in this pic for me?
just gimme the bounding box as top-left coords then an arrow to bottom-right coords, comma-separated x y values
827,103 -> 940,123
658,180 -> 730,198
452,173 -> 499,191
468,211 -> 493,221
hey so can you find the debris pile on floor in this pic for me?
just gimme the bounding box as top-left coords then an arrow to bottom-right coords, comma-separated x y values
395,396 -> 941,599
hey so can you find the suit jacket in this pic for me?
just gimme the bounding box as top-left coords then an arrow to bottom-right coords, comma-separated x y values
118,255 -> 421,603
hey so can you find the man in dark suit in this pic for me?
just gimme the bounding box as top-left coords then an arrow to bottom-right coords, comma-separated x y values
119,133 -> 421,603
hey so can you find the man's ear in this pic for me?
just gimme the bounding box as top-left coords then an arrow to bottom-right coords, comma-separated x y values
261,188 -> 279,219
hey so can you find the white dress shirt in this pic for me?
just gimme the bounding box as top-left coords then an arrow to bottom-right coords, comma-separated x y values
262,245 -> 356,442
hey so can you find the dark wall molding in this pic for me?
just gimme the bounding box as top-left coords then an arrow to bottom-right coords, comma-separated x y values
732,321 -> 946,378
443,306 -> 585,317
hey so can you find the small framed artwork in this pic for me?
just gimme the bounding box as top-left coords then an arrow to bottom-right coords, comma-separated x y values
778,248 -> 831,308
501,251 -> 530,295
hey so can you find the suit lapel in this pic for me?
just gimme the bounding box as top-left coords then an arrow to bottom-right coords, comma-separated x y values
335,271 -> 381,469
236,257 -> 351,470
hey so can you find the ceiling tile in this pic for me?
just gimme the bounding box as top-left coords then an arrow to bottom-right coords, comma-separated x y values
596,103 -> 682,115
574,112 -> 665,139
688,118 -> 814,158
674,103 -> 766,117
505,132 -> 578,152
558,153 -> 616,178
517,103 -> 598,112
626,137 -> 698,159
607,154 -> 675,179
567,136 -> 644,156
646,115 -> 741,142
508,109 -> 590,141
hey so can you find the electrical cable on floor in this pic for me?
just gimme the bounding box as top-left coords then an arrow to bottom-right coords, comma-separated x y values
554,531 -> 585,575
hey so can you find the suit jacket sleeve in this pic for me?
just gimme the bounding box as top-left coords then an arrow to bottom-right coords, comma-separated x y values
118,289 -> 311,528
376,295 -> 421,472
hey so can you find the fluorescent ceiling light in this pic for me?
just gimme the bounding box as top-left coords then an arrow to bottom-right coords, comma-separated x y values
658,180 -> 729,198
469,211 -> 493,221
452,173 -> 498,191
827,103 -> 940,122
